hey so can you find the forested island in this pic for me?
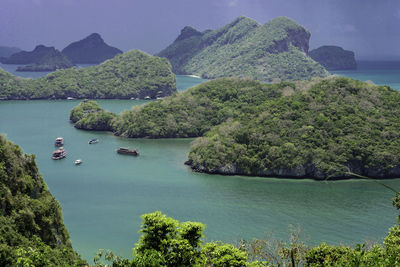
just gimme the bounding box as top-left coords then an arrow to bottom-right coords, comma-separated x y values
1,135 -> 400,266
309,45 -> 357,70
1,45 -> 73,72
62,33 -> 123,64
0,50 -> 176,100
71,76 -> 400,179
156,16 -> 328,82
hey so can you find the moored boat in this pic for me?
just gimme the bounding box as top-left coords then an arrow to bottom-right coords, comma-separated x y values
52,147 -> 66,160
116,147 -> 139,156
88,138 -> 99,144
55,137 -> 64,147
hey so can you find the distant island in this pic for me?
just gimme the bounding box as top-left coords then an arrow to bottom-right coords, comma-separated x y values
62,33 -> 123,64
1,45 -> 73,72
0,50 -> 176,99
156,16 -> 328,82
309,45 -> 357,70
0,45 -> 21,60
71,77 -> 400,180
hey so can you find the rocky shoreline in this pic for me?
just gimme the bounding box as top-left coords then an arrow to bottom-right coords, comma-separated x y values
185,160 -> 400,180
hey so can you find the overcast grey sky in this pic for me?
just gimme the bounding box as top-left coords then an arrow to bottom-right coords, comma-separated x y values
1,0 -> 399,59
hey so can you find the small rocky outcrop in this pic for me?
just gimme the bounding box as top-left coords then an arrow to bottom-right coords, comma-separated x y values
309,45 -> 357,70
62,33 -> 122,64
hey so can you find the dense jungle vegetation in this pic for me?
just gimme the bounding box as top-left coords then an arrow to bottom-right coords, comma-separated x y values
71,76 -> 400,179
157,16 -> 328,82
0,135 -> 85,266
0,50 -> 176,100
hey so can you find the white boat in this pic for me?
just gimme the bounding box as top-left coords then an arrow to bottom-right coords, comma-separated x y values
88,138 -> 99,144
74,159 -> 82,165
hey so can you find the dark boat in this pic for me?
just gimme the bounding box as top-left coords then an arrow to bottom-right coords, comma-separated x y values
116,147 -> 139,156
88,138 -> 99,144
55,137 -> 64,147
52,147 -> 66,160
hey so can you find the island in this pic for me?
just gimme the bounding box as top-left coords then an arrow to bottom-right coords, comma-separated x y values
62,33 -> 123,64
0,45 -> 21,61
0,50 -> 176,100
1,45 -> 73,72
309,45 -> 357,70
156,16 -> 328,82
0,135 -> 86,266
71,77 -> 400,180
16,47 -> 73,72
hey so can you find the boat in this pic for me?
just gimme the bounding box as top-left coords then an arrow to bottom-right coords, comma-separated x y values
52,147 -> 66,160
74,159 -> 82,165
54,137 -> 64,147
67,97 -> 76,100
88,138 -> 99,144
116,147 -> 139,156
144,96 -> 151,100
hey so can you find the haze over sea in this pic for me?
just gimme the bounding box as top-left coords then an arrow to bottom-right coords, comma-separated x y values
0,61 -> 400,262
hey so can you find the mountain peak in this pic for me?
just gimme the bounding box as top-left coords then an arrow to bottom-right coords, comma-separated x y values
62,33 -> 122,64
85,33 -> 104,42
175,26 -> 203,42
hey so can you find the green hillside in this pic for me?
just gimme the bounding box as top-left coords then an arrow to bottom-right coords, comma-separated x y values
157,16 -> 328,82
72,77 -> 400,179
0,135 -> 85,266
0,50 -> 176,100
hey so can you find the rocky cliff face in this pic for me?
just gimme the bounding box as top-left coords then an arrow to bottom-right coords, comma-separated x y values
62,33 -> 122,64
309,46 -> 357,70
157,16 -> 327,82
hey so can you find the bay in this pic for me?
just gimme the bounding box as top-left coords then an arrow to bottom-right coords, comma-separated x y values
0,65 -> 399,263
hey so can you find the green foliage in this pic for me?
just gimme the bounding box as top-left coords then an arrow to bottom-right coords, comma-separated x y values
73,76 -> 400,179
157,16 -> 328,82
134,211 -> 205,266
187,77 -> 400,179
0,50 -> 176,100
0,135 -> 85,266
111,78 -> 282,138
202,242 -> 249,267
309,46 -> 357,70
70,100 -> 116,131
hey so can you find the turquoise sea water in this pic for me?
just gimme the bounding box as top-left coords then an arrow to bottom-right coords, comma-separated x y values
331,61 -> 400,90
0,63 -> 400,262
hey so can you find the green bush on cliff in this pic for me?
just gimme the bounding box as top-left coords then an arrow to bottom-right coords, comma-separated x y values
0,135 -> 85,266
0,50 -> 176,100
70,101 -> 116,130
